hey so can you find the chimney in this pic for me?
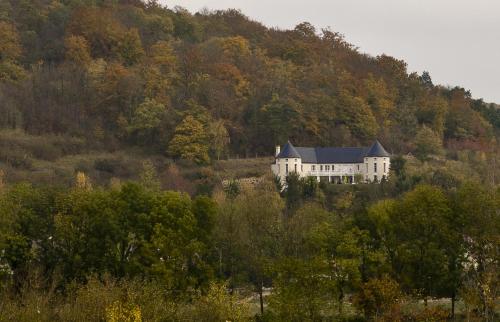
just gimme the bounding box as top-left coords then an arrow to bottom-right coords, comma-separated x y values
275,145 -> 281,157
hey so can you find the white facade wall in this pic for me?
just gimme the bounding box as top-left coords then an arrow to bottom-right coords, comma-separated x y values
364,156 -> 390,182
272,157 -> 390,184
273,157 -> 302,182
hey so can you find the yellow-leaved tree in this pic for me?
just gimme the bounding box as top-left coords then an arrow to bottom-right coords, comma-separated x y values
0,21 -> 25,82
168,115 -> 210,164
65,35 -> 92,65
210,119 -> 229,160
75,171 -> 92,190
106,301 -> 142,322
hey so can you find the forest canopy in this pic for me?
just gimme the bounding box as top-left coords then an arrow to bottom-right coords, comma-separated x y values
0,0 -> 498,164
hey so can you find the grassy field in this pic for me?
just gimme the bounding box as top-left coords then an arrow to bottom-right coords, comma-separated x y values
0,130 -> 273,192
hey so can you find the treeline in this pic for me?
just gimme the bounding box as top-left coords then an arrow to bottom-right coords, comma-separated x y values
0,0 -> 499,164
0,172 -> 498,321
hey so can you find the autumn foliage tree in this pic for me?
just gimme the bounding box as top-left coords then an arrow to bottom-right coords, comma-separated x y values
168,115 -> 210,164
0,21 -> 24,82
0,1 -> 497,163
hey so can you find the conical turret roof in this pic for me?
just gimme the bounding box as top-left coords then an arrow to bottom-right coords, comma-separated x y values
277,141 -> 301,158
366,140 -> 390,157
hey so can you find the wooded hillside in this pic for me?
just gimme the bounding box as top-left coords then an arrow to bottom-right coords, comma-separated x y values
1,0 -> 498,164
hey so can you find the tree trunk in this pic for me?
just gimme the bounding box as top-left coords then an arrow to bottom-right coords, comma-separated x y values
451,292 -> 455,320
259,280 -> 264,316
338,289 -> 343,314
218,248 -> 223,276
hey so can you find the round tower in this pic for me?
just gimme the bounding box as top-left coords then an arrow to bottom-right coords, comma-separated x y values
364,140 -> 391,182
274,141 -> 302,185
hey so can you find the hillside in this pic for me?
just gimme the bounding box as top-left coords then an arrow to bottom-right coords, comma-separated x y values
0,0 -> 500,192
0,0 -> 499,188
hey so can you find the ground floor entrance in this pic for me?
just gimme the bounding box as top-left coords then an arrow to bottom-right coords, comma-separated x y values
317,175 -> 355,184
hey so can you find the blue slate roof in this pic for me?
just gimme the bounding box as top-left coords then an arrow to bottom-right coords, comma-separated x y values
366,140 -> 390,157
277,141 -> 301,158
278,141 -> 389,164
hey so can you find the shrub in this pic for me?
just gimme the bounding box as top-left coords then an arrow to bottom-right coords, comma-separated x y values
353,275 -> 402,321
182,281 -> 250,321
404,306 -> 449,322
94,158 -> 121,174
30,143 -> 61,161
0,149 -> 33,169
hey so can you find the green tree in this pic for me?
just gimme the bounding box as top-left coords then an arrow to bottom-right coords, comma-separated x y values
353,275 -> 402,321
454,183 -> 499,320
363,74 -> 396,126
414,125 -> 443,161
337,91 -> 379,141
168,115 -> 210,164
0,184 -> 58,288
416,96 -> 448,136
257,94 -> 301,150
390,185 -> 453,303
0,21 -> 25,82
118,28 -> 144,65
139,160 -> 160,191
284,172 -> 303,213
268,257 -> 335,321
232,182 -> 284,316
209,119 -> 229,160
129,98 -> 166,143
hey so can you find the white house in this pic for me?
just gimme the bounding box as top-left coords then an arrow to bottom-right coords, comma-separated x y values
271,140 -> 390,184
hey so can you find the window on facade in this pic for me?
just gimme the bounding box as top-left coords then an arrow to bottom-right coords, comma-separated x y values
384,163 -> 386,172
312,165 -> 315,171
294,164 -> 297,172
286,164 -> 288,174
332,165 -> 335,171
357,164 -> 360,170
374,163 -> 377,172
320,165 -> 323,171
325,165 -> 330,171
374,175 -> 378,182
366,163 -> 368,172
301,165 -> 303,171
